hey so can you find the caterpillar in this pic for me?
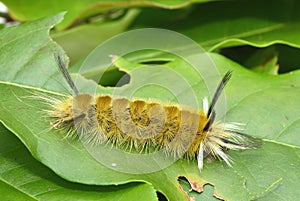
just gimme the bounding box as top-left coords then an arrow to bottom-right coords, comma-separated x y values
48,55 -> 260,171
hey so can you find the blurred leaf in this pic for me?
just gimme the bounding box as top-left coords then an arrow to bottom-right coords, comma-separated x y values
1,0 -> 211,30
52,9 -> 140,64
130,0 -> 300,51
0,124 -> 157,201
221,44 -> 300,74
276,45 -> 300,73
244,46 -> 279,75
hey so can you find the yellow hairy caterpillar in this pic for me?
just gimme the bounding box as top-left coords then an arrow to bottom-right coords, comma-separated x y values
48,55 -> 260,171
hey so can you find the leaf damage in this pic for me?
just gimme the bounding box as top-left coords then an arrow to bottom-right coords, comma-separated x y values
177,176 -> 225,201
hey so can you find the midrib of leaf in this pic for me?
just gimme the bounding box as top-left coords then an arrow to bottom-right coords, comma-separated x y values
0,81 -> 65,98
263,139 -> 300,149
0,81 -> 65,149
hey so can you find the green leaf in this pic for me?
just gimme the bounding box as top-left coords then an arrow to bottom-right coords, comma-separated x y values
0,124 -> 157,201
130,0 -> 300,51
1,52 -> 300,200
1,0 -> 211,30
0,12 -> 68,93
0,14 -> 299,201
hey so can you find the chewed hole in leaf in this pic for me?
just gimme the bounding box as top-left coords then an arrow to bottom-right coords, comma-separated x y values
85,66 -> 130,87
99,67 -> 130,87
178,176 -> 224,201
156,191 -> 168,201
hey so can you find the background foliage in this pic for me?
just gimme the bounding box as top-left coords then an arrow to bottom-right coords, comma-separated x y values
0,0 -> 299,200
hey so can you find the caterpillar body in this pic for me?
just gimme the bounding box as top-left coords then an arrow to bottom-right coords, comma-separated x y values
49,55 -> 260,171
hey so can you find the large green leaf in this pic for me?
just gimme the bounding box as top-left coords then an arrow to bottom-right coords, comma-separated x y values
1,53 -> 300,201
0,14 -> 299,201
0,124 -> 157,201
